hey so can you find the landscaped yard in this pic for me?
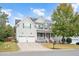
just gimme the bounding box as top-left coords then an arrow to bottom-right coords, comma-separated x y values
42,43 -> 79,49
0,42 -> 19,52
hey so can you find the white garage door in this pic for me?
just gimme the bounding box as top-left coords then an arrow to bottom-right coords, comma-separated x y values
17,37 -> 35,42
27,37 -> 35,42
17,37 -> 27,42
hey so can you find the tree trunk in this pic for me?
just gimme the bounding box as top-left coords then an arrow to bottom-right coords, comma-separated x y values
53,43 -> 55,49
52,41 -> 56,49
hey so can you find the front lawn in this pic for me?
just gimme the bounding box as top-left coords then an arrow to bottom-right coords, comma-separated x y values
0,42 -> 19,52
42,43 -> 79,49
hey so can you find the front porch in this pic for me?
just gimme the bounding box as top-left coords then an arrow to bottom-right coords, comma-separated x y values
36,33 -> 53,43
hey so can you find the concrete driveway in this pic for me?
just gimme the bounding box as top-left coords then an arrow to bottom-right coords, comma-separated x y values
17,43 -> 52,51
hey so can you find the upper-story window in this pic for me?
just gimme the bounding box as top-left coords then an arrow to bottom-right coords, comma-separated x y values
36,24 -> 44,29
23,23 -> 31,29
16,24 -> 19,27
44,23 -> 48,29
36,24 -> 38,28
39,24 -> 43,29
23,23 -> 24,28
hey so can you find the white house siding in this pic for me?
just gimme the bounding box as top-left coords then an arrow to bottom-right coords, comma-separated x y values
16,17 -> 54,43
53,36 -> 62,43
16,17 -> 37,42
53,36 -> 79,44
70,37 -> 79,44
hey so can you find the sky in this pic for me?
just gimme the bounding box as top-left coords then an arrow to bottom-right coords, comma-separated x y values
0,3 -> 79,27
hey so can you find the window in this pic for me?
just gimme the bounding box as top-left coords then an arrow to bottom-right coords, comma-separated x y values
37,33 -> 43,37
30,24 -> 31,29
39,24 -> 43,29
44,23 -> 48,29
23,23 -> 24,28
36,24 -> 44,29
23,23 -> 31,29
16,24 -> 19,27
36,24 -> 39,28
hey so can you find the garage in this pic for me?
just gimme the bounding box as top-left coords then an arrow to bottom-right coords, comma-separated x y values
17,36 -> 36,43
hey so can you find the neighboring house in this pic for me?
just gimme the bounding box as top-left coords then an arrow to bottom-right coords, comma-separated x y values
15,16 -> 53,43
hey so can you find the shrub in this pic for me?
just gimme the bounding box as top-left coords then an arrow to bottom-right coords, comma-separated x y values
0,25 -> 15,42
66,38 -> 72,44
76,42 -> 79,45
0,39 -> 4,42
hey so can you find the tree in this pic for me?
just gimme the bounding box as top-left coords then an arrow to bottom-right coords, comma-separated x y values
0,7 -> 8,27
0,26 -> 5,42
0,7 -> 15,42
0,7 -> 8,42
0,25 -> 15,42
5,25 -> 15,38
51,4 -> 79,44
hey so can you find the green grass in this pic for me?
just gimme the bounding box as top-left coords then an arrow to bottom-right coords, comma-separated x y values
42,43 -> 79,49
0,42 -> 19,52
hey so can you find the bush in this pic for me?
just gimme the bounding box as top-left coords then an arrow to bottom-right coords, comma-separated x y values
76,42 -> 79,45
66,38 -> 72,44
0,39 -> 4,42
0,25 -> 15,42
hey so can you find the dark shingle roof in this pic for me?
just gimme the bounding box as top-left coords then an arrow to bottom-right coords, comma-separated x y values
15,19 -> 21,25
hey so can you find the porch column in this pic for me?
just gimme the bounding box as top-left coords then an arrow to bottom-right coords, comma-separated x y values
45,32 -> 46,40
50,33 -> 51,39
44,33 -> 45,39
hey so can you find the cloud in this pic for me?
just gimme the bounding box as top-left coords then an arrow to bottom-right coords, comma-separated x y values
30,8 -> 45,16
14,12 -> 24,20
1,9 -> 12,17
30,8 -> 33,10
72,3 -> 79,12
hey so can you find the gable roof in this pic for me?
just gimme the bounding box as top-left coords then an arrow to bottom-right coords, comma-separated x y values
15,16 -> 52,25
34,17 -> 46,24
15,19 -> 21,25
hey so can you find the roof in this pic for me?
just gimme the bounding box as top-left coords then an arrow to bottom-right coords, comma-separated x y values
15,16 -> 52,25
15,19 -> 21,25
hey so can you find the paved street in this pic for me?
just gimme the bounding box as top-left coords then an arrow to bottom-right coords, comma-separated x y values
0,49 -> 79,56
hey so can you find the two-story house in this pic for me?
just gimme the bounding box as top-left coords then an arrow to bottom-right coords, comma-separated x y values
15,16 -> 53,43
